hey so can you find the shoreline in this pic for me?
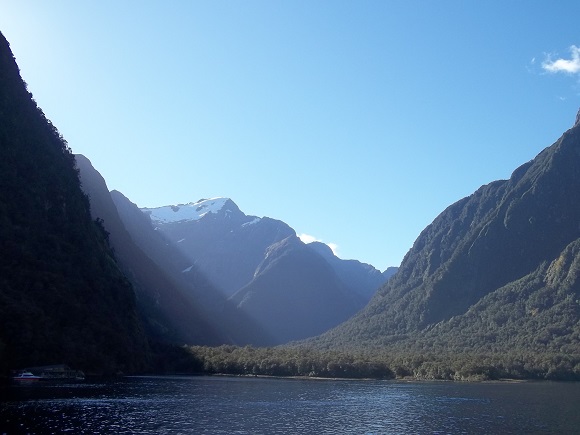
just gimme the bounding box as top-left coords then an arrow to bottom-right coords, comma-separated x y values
134,372 -> 537,384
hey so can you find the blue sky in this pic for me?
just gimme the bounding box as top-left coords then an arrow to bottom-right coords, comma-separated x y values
2,1 -> 580,270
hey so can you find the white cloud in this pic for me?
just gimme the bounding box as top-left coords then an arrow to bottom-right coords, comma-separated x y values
298,233 -> 339,256
298,233 -> 318,244
542,45 -> 580,74
327,243 -> 339,256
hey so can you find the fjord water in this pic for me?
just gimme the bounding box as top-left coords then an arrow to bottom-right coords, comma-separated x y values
2,376 -> 579,434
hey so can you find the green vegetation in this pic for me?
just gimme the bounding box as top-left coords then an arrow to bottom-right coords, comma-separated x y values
0,31 -> 149,375
156,345 -> 580,381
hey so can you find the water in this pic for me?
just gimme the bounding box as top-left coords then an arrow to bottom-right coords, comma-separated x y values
1,376 -> 580,434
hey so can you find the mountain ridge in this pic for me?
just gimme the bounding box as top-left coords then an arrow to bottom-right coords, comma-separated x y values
311,116 -> 580,352
75,154 -> 227,345
0,31 -> 149,374
135,196 -> 393,344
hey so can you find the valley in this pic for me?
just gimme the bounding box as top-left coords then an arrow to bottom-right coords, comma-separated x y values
0,27 -> 579,381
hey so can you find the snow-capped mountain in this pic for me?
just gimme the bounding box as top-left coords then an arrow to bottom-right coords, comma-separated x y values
136,197 -> 394,344
143,198 -> 245,224
75,155 -> 228,345
141,197 -> 393,296
142,198 -> 294,297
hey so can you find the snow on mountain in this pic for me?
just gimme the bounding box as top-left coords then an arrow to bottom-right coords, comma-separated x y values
142,197 -> 230,224
242,217 -> 261,227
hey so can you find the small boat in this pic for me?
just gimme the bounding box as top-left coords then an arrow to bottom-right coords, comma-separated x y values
10,365 -> 85,383
12,371 -> 41,382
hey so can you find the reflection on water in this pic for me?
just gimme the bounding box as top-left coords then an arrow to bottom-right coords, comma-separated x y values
1,376 -> 580,434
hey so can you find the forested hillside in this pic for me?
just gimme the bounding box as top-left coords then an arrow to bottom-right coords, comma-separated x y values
0,31 -> 149,374
312,115 -> 580,360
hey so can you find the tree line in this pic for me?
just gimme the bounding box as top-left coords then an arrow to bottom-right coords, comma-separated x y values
153,344 -> 580,381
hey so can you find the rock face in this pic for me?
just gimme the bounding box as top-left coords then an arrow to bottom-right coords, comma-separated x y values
316,115 -> 580,353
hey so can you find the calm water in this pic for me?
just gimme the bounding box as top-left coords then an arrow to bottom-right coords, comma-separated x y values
1,376 -> 580,434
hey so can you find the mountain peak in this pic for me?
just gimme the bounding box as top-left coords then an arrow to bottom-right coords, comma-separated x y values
575,107 -> 580,127
307,241 -> 335,258
143,197 -> 238,224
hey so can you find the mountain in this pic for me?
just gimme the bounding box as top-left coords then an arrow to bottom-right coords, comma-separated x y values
112,190 -> 224,313
75,155 -> 226,345
141,198 -> 391,344
382,266 -> 398,281
111,191 -> 273,345
314,113 -> 580,355
142,199 -> 295,297
228,235 -> 362,343
142,198 -> 390,299
307,241 -> 395,302
0,31 -> 148,374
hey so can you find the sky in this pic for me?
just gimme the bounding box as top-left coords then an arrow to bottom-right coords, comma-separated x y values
1,1 -> 580,270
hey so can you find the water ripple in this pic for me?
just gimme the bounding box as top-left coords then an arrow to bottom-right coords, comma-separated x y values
1,377 -> 578,434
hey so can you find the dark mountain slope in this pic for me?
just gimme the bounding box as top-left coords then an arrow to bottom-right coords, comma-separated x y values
307,241 -> 392,302
111,191 -> 272,345
75,155 -> 225,345
229,235 -> 360,344
315,116 -> 580,350
112,190 -> 227,313
420,237 -> 580,355
140,198 -> 394,344
0,32 -> 148,373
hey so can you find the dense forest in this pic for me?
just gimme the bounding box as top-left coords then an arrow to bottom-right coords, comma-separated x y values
0,31 -> 149,374
155,345 -> 580,382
